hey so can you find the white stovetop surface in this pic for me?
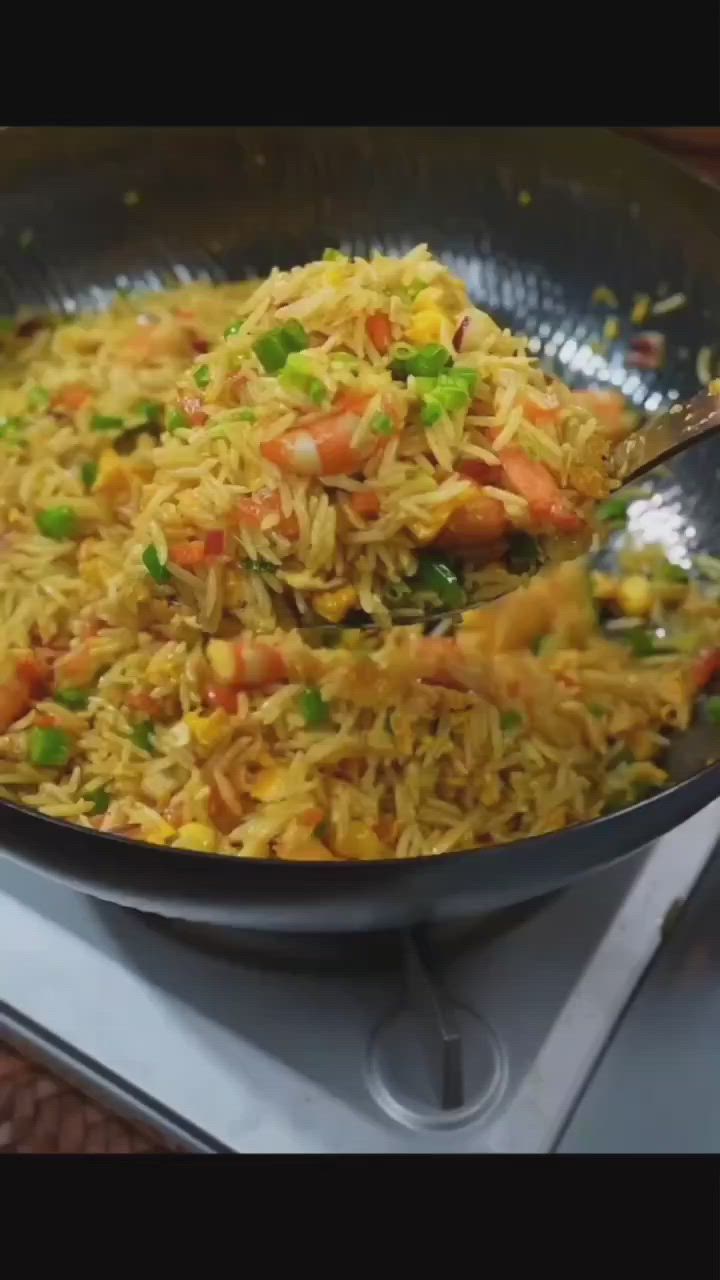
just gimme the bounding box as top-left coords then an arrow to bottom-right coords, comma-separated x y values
2,801 -> 720,1153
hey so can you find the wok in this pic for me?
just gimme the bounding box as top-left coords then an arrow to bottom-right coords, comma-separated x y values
2,125 -> 720,932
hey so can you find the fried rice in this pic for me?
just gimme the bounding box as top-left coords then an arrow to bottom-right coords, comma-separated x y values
0,249 -> 718,862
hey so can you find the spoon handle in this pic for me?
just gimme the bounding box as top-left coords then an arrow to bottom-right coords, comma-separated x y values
612,390 -> 720,483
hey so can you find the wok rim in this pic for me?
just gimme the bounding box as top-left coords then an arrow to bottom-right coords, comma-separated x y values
2,755 -> 720,876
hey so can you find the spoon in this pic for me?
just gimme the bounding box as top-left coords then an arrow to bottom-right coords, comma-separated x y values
298,389 -> 720,636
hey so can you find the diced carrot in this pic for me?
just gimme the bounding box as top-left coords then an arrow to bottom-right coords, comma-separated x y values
233,489 -> 299,540
208,783 -> 241,835
366,313 -> 392,355
126,691 -> 165,717
170,540 -> 206,568
300,806 -> 325,830
34,714 -> 58,729
16,654 -> 50,694
692,649 -> 720,691
204,529 -> 227,558
173,308 -> 195,320
349,491 -> 381,519
0,678 -> 32,731
523,396 -> 559,429
333,390 -> 371,415
204,684 -> 239,714
458,460 -> 503,486
51,383 -> 92,414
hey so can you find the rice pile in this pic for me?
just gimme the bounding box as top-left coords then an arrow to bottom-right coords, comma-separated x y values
0,250 -> 717,862
134,244 -> 616,632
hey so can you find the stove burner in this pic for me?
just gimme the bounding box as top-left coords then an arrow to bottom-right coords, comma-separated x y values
134,892 -> 560,972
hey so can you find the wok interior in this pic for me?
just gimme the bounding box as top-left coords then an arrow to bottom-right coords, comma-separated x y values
2,125 -> 720,840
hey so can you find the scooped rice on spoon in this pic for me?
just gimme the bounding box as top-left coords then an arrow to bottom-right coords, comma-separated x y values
135,246 -> 621,631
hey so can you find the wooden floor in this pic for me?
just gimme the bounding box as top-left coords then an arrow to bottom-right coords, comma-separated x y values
0,1044 -> 174,1154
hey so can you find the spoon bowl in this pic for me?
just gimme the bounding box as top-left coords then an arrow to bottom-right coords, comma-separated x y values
295,389 -> 720,634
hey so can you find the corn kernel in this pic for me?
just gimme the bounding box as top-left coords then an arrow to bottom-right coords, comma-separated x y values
206,638 -> 236,682
407,503 -> 452,545
312,584 -> 358,624
144,818 -> 176,846
337,822 -> 384,860
591,570 -> 619,601
184,709 -> 232,750
96,448 -> 130,495
480,774 -> 501,806
408,308 -> 445,346
250,767 -> 289,802
617,574 -> 653,617
276,838 -> 336,862
631,295 -> 651,326
172,822 -> 217,853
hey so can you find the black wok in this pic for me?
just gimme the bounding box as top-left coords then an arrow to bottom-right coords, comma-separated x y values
2,125 -> 720,932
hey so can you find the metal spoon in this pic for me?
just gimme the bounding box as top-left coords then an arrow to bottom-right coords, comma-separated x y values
298,389 -> 720,636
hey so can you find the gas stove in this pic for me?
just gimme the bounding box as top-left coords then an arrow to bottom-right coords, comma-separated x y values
2,800 -> 720,1154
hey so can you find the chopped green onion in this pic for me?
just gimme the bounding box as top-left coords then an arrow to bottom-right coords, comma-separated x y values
0,417 -> 25,441
137,401 -> 163,424
658,560 -> 689,584
589,704 -> 607,718
421,398 -> 444,427
394,344 -> 452,379
280,319 -> 309,353
507,532 -> 541,576
322,248 -> 346,262
0,316 -> 14,333
29,727 -> 73,768
308,377 -> 327,405
410,376 -> 437,398
237,409 -> 257,423
444,366 -> 478,396
500,710 -> 523,733
279,353 -> 327,404
130,720 -> 156,754
36,506 -> 77,540
55,687 -> 90,710
142,544 -> 171,584
417,554 -> 465,609
534,635 -> 558,658
245,557 -> 276,574
431,377 -> 471,413
299,686 -> 330,727
27,386 -> 50,411
705,696 -> 720,724
371,412 -> 394,436
254,330 -> 291,374
597,495 -> 634,523
315,819 -> 332,842
193,363 -> 211,390
89,786 -> 111,815
91,414 -> 124,433
619,628 -> 663,657
224,321 -> 244,339
167,408 -> 190,432
81,461 -> 98,491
